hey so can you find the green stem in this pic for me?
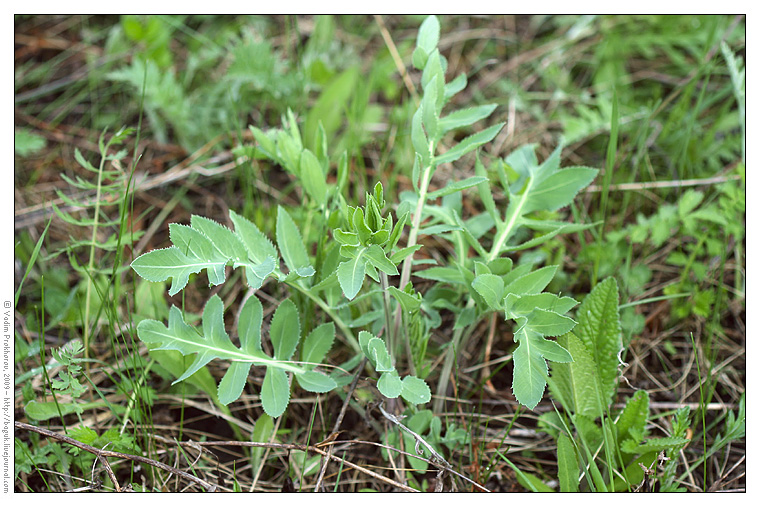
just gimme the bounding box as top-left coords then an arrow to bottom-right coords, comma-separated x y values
83,142 -> 109,357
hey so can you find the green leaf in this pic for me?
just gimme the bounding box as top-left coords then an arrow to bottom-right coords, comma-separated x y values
620,436 -> 691,455
367,337 -> 393,372
504,293 -> 578,318
301,322 -> 335,366
471,274 -> 505,311
228,210 -> 277,261
427,176 -> 489,199
295,370 -> 337,393
615,390 -> 649,444
411,106 -> 430,166
523,166 -> 598,214
24,400 -> 83,421
276,206 -> 315,278
574,277 -> 622,408
557,433 -> 580,492
377,371 -> 403,398
512,327 -> 572,409
131,246 -> 223,297
551,332 -> 603,418
261,367 -> 290,418
269,299 -> 300,361
524,309 -> 577,337
299,149 -> 328,206
438,104 -> 498,134
434,123 -> 504,166
415,15 -> 440,56
337,248 -> 366,300
387,286 -> 422,313
363,245 -> 398,275
503,265 -> 557,296
218,361 -> 254,405
401,375 -> 432,405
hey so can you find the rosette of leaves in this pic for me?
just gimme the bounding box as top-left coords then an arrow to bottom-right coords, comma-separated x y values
331,182 -> 413,300
137,294 -> 336,418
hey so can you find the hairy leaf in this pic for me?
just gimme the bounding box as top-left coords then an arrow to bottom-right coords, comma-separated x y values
574,277 -> 622,408
276,206 -> 315,278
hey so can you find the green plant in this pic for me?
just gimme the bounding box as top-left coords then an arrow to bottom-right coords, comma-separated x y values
130,16 -> 601,422
538,277 -> 692,492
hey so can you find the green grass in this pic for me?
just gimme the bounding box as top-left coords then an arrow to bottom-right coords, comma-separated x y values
14,15 -> 744,492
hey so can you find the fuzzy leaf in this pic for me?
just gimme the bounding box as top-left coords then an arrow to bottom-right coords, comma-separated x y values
261,367 -> 290,418
401,376 -> 432,405
574,277 -> 622,408
472,274 -> 505,311
377,371 -> 404,398
300,149 -> 328,206
503,265 -> 558,296
295,370 -> 337,393
438,104 -> 498,135
415,15 -> 440,55
551,332 -> 604,418
615,390 -> 649,444
301,322 -> 335,366
523,166 -> 598,214
434,123 -> 505,166
524,309 -> 577,337
276,206 -> 315,278
512,327 -> 572,410
427,176 -> 489,200
337,248 -> 366,300
269,299 -> 300,361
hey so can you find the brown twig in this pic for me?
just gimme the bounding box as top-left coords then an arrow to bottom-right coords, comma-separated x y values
15,421 -> 217,492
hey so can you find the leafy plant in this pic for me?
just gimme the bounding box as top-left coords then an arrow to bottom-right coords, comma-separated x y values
539,277 -> 692,492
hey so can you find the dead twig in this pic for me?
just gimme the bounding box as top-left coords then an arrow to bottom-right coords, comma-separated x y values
15,421 -> 217,492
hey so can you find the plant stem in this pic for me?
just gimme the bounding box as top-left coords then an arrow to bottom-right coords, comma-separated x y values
83,140 -> 109,358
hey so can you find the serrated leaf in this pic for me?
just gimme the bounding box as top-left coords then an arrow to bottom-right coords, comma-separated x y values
229,210 -> 278,262
295,370 -> 337,393
131,247 -> 207,296
574,277 -> 622,409
621,436 -> 691,455
504,293 -> 579,318
434,123 -> 505,166
401,376 -> 432,405
261,367 -> 290,418
276,206 -> 314,277
551,332 -> 603,418
301,323 -> 335,366
512,327 -> 572,410
218,361 -> 254,405
269,299 -> 300,361
377,371 -> 403,398
503,265 -> 557,296
615,390 -> 649,444
524,308 -> 577,337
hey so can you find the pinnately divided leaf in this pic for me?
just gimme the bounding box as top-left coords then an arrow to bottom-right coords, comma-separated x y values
131,211 -> 279,296
136,295 -> 332,418
512,327 -> 572,410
